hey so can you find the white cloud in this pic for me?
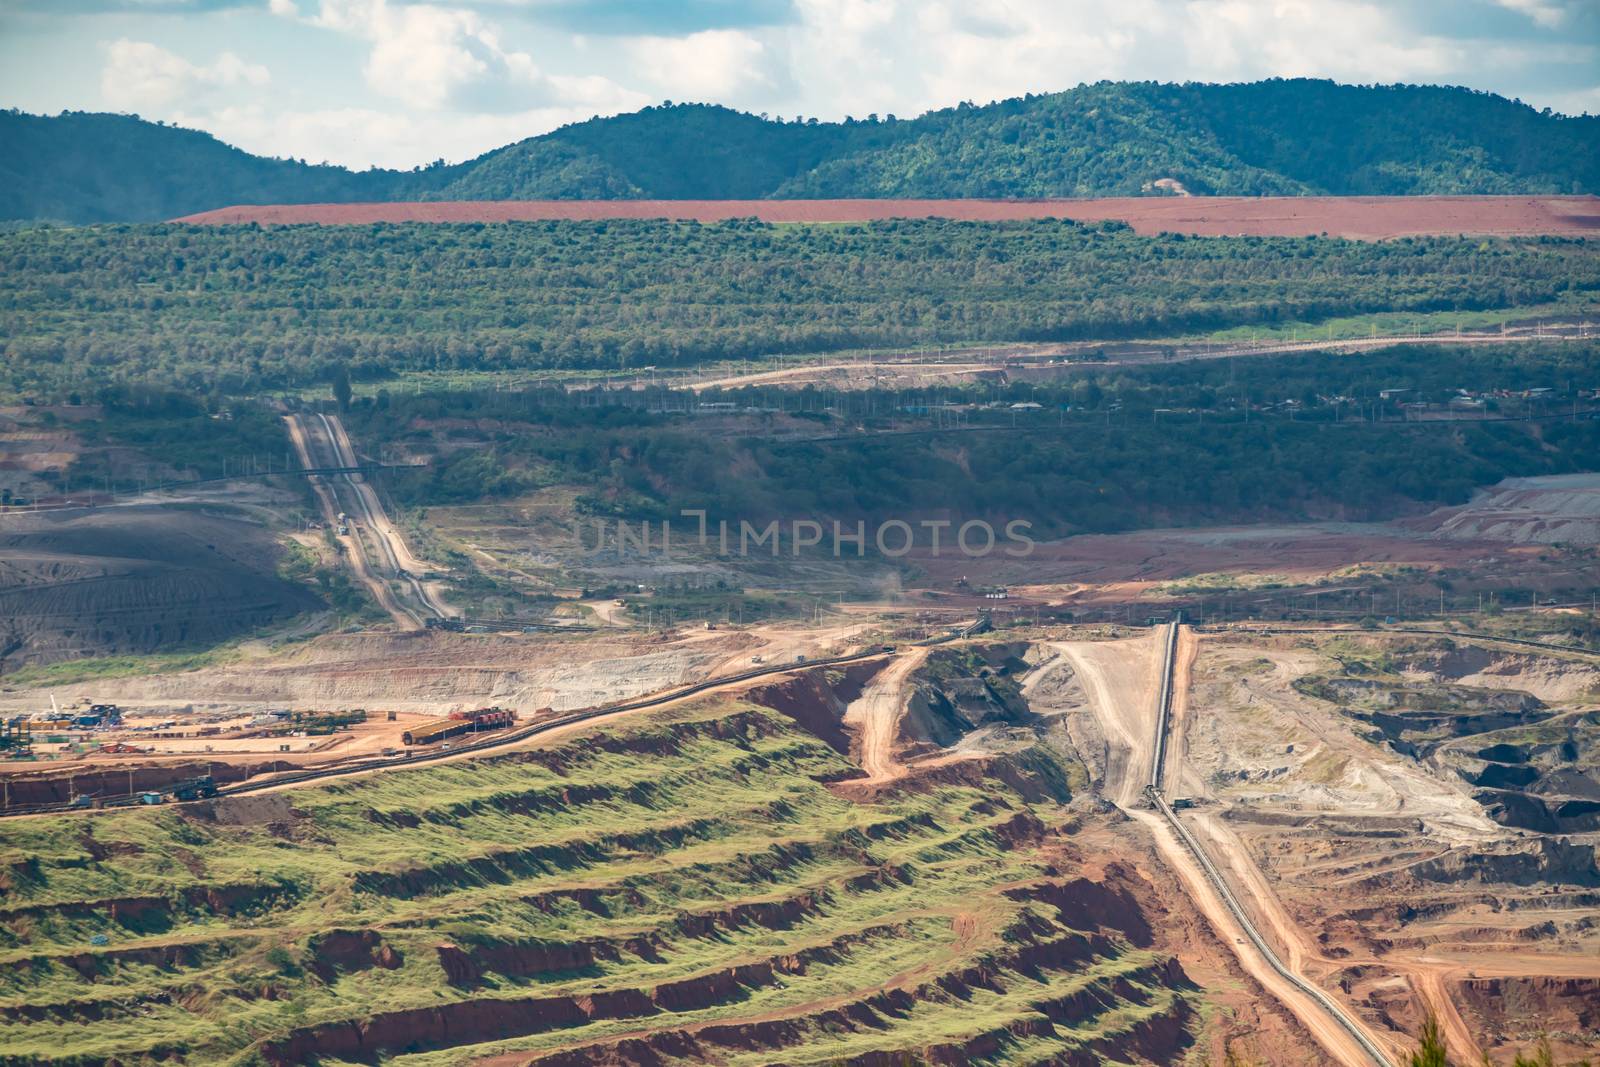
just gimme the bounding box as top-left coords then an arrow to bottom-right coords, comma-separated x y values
908,1 -> 1153,108
190,100 -> 645,168
1493,0 -> 1568,29
100,39 -> 269,110
45,0 -> 1595,169
630,29 -> 775,100
1540,83 -> 1600,116
1179,1 -> 1459,84
288,0 -> 637,113
787,0 -> 908,116
782,0 -> 1519,119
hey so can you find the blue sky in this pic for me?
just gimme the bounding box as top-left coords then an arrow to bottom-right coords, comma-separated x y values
2,0 -> 1596,169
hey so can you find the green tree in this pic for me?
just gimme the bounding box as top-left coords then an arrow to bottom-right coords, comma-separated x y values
331,366 -> 352,413
1409,1016 -> 1449,1067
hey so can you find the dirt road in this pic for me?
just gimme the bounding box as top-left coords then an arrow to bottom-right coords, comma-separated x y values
1157,632 -> 1396,1066
582,599 -> 631,627
843,646 -> 928,781
1060,627 -> 1391,1065
316,413 -> 451,618
1379,948 -> 1600,1062
214,648 -> 895,802
686,359 -> 1003,393
667,324 -> 1593,396
285,414 -> 420,630
1128,806 -> 1385,1066
287,412 -> 448,626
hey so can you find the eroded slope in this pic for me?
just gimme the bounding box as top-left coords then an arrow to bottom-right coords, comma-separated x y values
1178,631 -> 1600,1063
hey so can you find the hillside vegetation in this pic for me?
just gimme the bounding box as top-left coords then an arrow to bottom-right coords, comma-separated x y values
4,218 -> 1596,395
358,345 -> 1600,535
5,79 -> 1598,222
0,110 -> 424,225
0,693 -> 1201,1065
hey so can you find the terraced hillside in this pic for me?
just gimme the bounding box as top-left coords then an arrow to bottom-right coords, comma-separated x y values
0,690 -> 1204,1066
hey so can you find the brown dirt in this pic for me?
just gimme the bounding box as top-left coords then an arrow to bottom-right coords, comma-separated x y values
842,647 -> 928,782
912,509 -> 1597,624
265,863 -> 1198,1067
742,656 -> 887,756
1176,630 -> 1600,1063
1041,628 -> 1397,1064
0,627 -> 736,718
457,860 -> 1205,1067
1455,975 -> 1600,1062
922,522 -> 1526,593
173,196 -> 1600,239
0,759 -> 298,807
1052,632 -> 1162,808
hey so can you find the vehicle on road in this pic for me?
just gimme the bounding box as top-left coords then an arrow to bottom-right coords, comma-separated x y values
172,776 -> 218,801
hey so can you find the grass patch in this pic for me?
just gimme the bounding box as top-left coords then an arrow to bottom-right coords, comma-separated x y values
1182,299 -> 1595,346
1154,572 -> 1289,597
1,646 -> 242,688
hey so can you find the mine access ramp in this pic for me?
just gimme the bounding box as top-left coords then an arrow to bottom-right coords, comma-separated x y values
1142,616 -> 1391,1067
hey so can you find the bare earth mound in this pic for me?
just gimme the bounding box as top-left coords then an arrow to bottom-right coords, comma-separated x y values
174,195 -> 1600,239
0,507 -> 318,666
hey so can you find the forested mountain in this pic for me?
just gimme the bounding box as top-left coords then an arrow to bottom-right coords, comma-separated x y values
0,110 -> 435,223
4,79 -> 1597,222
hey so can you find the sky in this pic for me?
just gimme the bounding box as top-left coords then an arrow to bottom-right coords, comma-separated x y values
1,0 -> 1597,170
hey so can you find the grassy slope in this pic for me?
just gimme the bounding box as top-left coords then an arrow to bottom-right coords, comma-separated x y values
0,698 -> 1193,1065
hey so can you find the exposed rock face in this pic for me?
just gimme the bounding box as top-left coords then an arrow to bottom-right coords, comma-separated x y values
1455,976 -> 1600,1062
266,916 -> 1196,1067
903,645 -> 1036,748
742,658 -> 885,756
435,943 -> 481,988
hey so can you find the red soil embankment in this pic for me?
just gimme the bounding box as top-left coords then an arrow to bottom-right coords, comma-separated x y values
173,196 -> 1600,239
0,759 -> 296,808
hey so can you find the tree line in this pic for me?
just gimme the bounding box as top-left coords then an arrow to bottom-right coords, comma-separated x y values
343,343 -> 1600,536
3,219 -> 1594,397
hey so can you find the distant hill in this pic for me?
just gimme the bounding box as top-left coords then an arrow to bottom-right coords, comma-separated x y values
4,80 -> 1598,223
0,110 -> 432,223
